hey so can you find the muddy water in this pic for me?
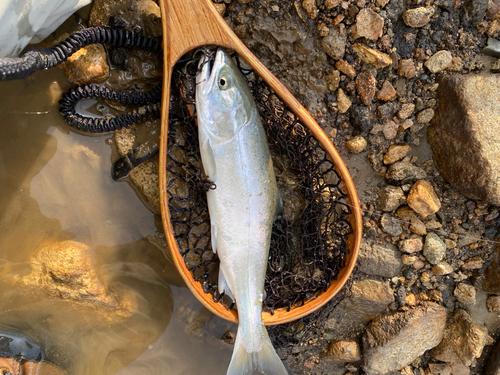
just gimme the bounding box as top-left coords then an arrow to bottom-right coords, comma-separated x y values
0,68 -> 235,374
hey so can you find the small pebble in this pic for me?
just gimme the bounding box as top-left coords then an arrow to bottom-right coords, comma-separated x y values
337,88 -> 352,113
376,80 -> 397,101
454,283 -> 476,305
383,120 -> 398,139
425,50 -> 453,73
352,43 -> 392,68
378,185 -> 404,212
407,180 -> 441,217
428,289 -> 443,302
355,8 -> 384,40
398,103 -> 415,119
402,6 -> 435,28
416,108 -> 435,123
486,295 -> 500,312
356,70 -> 377,105
423,233 -> 446,265
336,60 -> 356,78
399,237 -> 423,253
432,261 -> 454,275
326,70 -> 341,91
346,136 -> 367,153
398,59 -> 417,78
383,144 -> 412,165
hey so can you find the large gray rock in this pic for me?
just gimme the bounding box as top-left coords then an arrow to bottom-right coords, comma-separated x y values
362,302 -> 447,375
428,75 -> 500,205
358,240 -> 403,278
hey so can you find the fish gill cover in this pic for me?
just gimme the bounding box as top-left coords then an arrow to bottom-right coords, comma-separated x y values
165,47 -> 353,349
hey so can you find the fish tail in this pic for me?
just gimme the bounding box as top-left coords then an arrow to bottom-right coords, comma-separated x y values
227,324 -> 288,375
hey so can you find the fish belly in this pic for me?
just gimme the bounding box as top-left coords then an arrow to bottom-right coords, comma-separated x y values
208,117 -> 277,352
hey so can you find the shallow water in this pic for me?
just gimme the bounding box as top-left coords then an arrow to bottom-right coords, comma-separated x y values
0,68 -> 236,374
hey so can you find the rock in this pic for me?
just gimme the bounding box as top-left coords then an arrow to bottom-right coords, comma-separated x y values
428,75 -> 500,205
423,233 -> 446,265
383,145 -> 412,165
324,341 -> 361,362
402,7 -> 435,28
386,160 -> 427,182
336,60 -> 356,78
487,295 -> 500,312
402,254 -> 418,265
326,69 -> 341,91
382,120 -> 399,140
485,338 -> 500,375
432,261 -> 454,275
337,88 -> 352,113
378,185 -> 404,212
322,26 -> 347,60
454,283 -> 476,305
428,289 -> 443,302
362,302 -> 446,375
325,0 -> 341,10
346,136 -> 367,153
397,206 -> 427,235
337,279 -> 395,323
492,59 -> 500,73
16,240 -> 134,322
358,240 -> 402,278
483,246 -> 500,294
431,309 -> 489,367
355,8 -> 384,40
60,44 -> 110,85
407,180 -> 441,217
398,103 -> 415,119
356,70 -> 377,105
213,3 -> 226,16
399,237 -> 423,254
350,105 -> 374,133
352,43 -> 393,68
376,80 -> 397,101
380,213 -> 403,236
398,59 -> 417,78
416,108 -> 435,123
461,256 -> 484,270
461,0 -> 489,27
302,0 -> 318,18
129,158 -> 160,211
425,50 -> 453,73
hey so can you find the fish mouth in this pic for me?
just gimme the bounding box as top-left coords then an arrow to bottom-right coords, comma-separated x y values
196,49 -> 229,95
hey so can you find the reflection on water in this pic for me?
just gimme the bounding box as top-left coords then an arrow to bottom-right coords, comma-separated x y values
0,68 -> 236,374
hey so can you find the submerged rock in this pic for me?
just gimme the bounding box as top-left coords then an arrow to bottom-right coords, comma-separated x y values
429,74 -> 500,205
16,240 -> 135,322
362,302 -> 446,375
59,43 -> 109,85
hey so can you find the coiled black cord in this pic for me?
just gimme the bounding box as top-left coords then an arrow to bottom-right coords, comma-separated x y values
0,26 -> 163,133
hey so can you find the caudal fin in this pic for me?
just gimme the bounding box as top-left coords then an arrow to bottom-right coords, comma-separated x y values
227,326 -> 288,375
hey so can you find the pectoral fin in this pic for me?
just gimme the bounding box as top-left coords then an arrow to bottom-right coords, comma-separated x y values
200,135 -> 216,179
218,265 -> 235,302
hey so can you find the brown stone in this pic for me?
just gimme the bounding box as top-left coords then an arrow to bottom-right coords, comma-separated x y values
322,26 -> 347,60
376,80 -> 397,101
399,237 -> 423,253
432,261 -> 454,275
352,43 -> 393,68
382,120 -> 398,140
425,50 -> 453,73
358,240 -> 402,278
302,0 -> 318,18
356,70 -> 377,105
130,158 -> 161,211
337,279 -> 395,323
325,341 -> 361,362
337,88 -> 352,113
398,59 -> 417,78
428,289 -> 443,302
407,180 -> 441,218
346,136 -> 368,153
461,256 -> 484,270
378,185 -> 404,212
428,75 -> 500,205
487,295 -> 500,312
396,206 -> 427,235
416,108 -> 435,123
336,60 -> 356,78
483,245 -> 500,294
383,144 -> 412,165
60,44 -> 109,85
402,6 -> 435,28
431,309 -> 489,367
355,8 -> 384,40
213,3 -> 226,16
326,69 -> 341,91
325,0 -> 341,10
363,302 -> 447,375
398,103 -> 415,119
454,283 -> 476,305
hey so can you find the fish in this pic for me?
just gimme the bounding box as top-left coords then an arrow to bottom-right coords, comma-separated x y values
195,48 -> 287,375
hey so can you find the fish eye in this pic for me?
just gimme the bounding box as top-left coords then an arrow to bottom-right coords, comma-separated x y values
217,71 -> 233,91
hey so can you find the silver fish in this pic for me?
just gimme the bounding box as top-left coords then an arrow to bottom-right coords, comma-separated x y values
196,49 -> 287,375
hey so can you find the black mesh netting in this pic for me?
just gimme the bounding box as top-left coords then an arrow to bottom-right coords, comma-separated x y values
165,48 -> 354,348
